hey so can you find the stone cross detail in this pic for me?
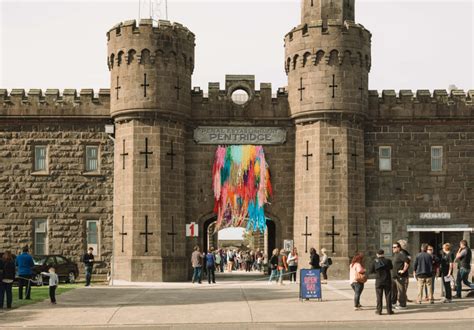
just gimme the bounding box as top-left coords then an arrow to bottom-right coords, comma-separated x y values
302,140 -> 313,171
167,216 -> 178,253
119,216 -> 127,253
298,77 -> 305,101
120,139 -> 128,170
141,73 -> 150,97
174,77 -> 182,100
326,216 -> 340,253
166,140 -> 176,169
351,143 -> 359,170
140,138 -> 153,169
140,215 -> 153,253
352,217 -> 360,252
301,216 -> 312,253
329,74 -> 338,98
326,139 -> 340,170
115,76 -> 121,100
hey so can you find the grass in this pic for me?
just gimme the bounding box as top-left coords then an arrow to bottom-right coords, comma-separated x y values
10,284 -> 80,309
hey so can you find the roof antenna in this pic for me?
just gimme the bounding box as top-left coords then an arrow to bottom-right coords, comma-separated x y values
138,0 -> 167,24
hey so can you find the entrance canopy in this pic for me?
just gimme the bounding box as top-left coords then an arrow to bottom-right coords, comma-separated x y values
407,225 -> 473,232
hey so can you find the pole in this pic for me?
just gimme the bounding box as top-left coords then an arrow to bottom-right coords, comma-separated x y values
165,0 -> 168,20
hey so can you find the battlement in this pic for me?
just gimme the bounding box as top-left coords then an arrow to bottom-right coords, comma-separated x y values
368,89 -> 474,119
190,76 -> 289,121
285,22 -> 371,74
0,89 -> 110,118
107,19 -> 194,42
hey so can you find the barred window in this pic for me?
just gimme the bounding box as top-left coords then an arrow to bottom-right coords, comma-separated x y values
431,146 -> 443,172
379,146 -> 392,171
34,146 -> 47,171
86,220 -> 99,256
85,146 -> 99,172
34,219 -> 48,255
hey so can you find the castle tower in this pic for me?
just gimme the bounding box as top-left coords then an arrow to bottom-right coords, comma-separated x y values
286,0 -> 371,277
107,19 -> 195,281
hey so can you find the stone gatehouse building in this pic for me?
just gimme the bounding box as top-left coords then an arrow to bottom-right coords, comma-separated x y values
1,0 -> 473,281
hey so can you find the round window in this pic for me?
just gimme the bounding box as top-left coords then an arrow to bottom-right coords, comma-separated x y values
231,89 -> 250,105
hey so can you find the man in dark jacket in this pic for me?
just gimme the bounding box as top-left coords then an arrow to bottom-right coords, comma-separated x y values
413,243 -> 433,304
370,249 -> 394,315
15,246 -> 34,300
82,247 -> 95,287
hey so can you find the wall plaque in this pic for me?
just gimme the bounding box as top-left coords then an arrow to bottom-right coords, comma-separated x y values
193,127 -> 287,145
420,213 -> 451,220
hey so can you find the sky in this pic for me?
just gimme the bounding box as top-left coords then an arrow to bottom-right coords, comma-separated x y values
1,0 -> 473,94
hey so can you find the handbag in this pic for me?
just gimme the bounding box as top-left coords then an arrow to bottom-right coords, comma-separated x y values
355,271 -> 368,284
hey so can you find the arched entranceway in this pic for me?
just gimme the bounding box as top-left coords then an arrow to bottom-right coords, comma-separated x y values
202,217 -> 277,259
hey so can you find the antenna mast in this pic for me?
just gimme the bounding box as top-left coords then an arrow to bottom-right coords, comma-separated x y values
138,0 -> 167,23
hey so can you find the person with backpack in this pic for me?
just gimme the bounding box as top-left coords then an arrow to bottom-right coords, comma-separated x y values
319,248 -> 330,284
206,247 -> 216,284
370,249 -> 394,315
227,250 -> 235,272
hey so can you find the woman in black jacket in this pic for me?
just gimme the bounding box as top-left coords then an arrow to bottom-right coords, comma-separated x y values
309,248 -> 321,269
0,251 -> 16,309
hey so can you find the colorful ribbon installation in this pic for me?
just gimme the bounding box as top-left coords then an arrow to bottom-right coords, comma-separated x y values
212,145 -> 273,233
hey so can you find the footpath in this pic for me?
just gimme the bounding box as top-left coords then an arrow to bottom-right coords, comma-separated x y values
0,271 -> 473,329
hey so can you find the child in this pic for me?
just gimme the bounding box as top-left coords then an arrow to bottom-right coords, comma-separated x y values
41,267 -> 59,304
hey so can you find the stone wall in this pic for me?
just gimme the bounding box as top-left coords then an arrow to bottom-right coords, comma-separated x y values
0,119 -> 114,275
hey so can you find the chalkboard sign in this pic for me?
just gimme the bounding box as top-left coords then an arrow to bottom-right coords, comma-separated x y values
299,268 -> 322,300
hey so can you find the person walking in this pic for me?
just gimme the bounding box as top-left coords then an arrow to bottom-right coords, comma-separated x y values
215,250 -> 222,273
413,243 -> 434,304
268,249 -> 279,284
309,248 -> 320,270
398,239 -> 413,302
41,267 -> 59,304
287,247 -> 298,284
391,242 -> 409,310
227,250 -> 235,273
277,249 -> 288,285
82,247 -> 94,287
191,245 -> 203,284
454,239 -> 474,298
0,251 -> 15,309
440,243 -> 455,303
205,247 -> 216,284
370,249 -> 394,315
320,248 -> 329,284
350,252 -> 366,311
16,246 -> 34,300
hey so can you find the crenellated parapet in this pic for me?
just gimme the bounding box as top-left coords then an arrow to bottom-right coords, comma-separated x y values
190,75 -> 289,122
107,19 -> 195,120
0,89 -> 110,118
368,89 -> 474,119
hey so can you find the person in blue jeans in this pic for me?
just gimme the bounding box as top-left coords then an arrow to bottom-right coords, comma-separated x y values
16,246 -> 34,300
205,247 -> 216,284
82,247 -> 94,287
268,249 -> 279,284
0,251 -> 16,309
454,240 -> 473,298
191,245 -> 203,284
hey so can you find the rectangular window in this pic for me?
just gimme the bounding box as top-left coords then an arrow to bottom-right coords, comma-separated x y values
86,220 -> 99,256
431,146 -> 443,172
85,146 -> 99,172
380,219 -> 393,256
34,146 -> 47,172
34,219 -> 48,255
379,146 -> 392,171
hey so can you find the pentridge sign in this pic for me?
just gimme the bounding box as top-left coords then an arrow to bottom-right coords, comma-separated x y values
193,127 -> 287,145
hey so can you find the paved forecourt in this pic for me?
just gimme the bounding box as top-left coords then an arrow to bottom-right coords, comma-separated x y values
0,272 -> 473,328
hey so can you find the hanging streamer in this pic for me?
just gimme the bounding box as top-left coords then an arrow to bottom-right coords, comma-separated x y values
212,145 -> 273,233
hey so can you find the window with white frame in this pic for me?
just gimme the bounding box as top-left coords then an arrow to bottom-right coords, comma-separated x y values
85,146 -> 99,172
34,219 -> 48,255
34,146 -> 47,172
86,220 -> 99,256
431,146 -> 443,172
379,146 -> 392,171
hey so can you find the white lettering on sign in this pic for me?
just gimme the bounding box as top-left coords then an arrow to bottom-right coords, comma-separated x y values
419,213 -> 451,220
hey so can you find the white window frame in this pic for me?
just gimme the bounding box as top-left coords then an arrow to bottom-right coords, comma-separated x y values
431,146 -> 443,172
379,146 -> 392,171
34,145 -> 48,172
86,220 -> 100,256
34,219 -> 48,255
85,145 -> 99,172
